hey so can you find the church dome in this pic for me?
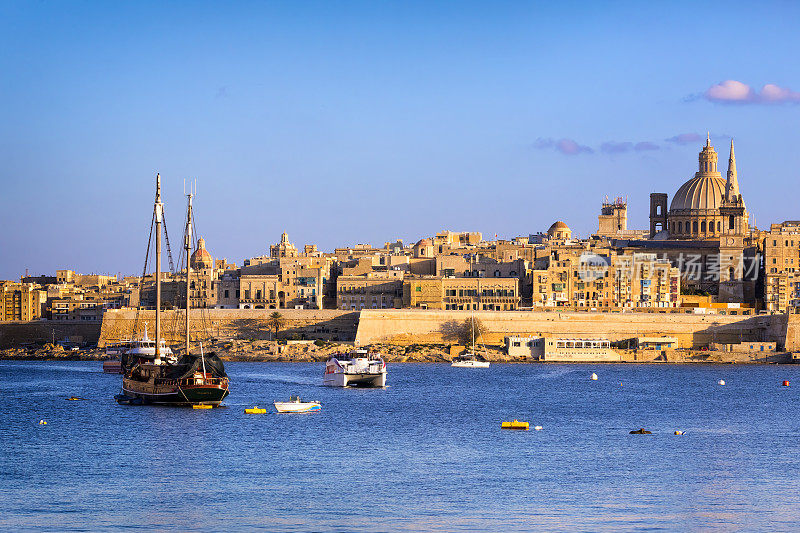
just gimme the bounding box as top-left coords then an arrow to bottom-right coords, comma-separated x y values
190,238 -> 213,269
547,221 -> 572,240
669,174 -> 727,211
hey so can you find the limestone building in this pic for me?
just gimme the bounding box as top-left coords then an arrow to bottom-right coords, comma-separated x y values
0,282 -> 46,321
270,232 -> 299,258
403,276 -> 519,310
764,221 -> 800,313
337,271 -> 404,310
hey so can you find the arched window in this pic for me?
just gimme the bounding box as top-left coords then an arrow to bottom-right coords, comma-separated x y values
729,215 -> 735,230
717,220 -> 721,232
701,221 -> 706,233
670,222 -> 675,234
678,221 -> 683,233
729,267 -> 735,280
693,221 -> 698,233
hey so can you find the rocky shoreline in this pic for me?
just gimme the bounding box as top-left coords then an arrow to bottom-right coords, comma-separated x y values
0,340 -> 790,364
0,340 -> 510,364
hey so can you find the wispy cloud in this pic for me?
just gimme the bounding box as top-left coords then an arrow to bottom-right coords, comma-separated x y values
600,141 -> 633,154
533,137 -> 593,155
535,137 -> 665,155
634,141 -> 659,151
665,133 -> 702,145
703,80 -> 800,104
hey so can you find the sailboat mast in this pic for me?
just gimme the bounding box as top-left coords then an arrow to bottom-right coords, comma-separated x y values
185,190 -> 193,356
154,173 -> 163,365
471,253 -> 475,349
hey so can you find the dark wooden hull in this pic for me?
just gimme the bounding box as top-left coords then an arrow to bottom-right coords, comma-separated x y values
121,377 -> 229,406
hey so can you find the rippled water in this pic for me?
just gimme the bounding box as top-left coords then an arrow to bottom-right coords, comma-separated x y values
2,361 -> 800,531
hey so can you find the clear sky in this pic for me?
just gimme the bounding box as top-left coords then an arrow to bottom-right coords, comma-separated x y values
1,1 -> 799,279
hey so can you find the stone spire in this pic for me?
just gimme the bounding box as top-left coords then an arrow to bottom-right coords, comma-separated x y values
725,139 -> 742,204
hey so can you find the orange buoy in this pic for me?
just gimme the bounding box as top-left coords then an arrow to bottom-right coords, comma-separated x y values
783,380 -> 790,387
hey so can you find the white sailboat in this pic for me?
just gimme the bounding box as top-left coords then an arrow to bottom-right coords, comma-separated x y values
452,255 -> 490,368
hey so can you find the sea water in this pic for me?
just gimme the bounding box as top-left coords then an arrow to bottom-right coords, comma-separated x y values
2,361 -> 800,532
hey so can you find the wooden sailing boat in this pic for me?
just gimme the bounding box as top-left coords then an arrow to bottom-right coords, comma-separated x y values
118,174 -> 229,406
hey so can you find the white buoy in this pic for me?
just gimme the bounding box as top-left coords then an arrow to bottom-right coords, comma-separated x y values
674,430 -> 684,435
591,373 -> 598,381
534,425 -> 543,431
38,420 -> 47,425
718,379 -> 726,386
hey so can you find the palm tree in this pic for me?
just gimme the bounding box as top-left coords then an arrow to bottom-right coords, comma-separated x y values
266,311 -> 285,340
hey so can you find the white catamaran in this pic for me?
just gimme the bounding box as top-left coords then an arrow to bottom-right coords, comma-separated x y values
324,349 -> 387,387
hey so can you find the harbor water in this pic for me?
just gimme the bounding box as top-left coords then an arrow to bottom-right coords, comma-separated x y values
3,361 -> 800,531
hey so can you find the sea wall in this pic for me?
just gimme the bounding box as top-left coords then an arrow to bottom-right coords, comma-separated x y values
97,308 -> 359,347
94,308 -> 797,352
354,309 -> 790,349
0,321 -> 102,349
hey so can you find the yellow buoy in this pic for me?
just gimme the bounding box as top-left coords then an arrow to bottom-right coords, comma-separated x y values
674,430 -> 684,435
245,406 -> 267,414
192,404 -> 212,410
39,420 -> 47,425
501,419 -> 529,430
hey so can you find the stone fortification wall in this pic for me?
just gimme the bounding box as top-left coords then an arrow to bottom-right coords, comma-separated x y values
97,308 -> 797,352
354,309 -> 789,349
0,321 -> 102,349
785,315 -> 800,352
98,308 -> 359,347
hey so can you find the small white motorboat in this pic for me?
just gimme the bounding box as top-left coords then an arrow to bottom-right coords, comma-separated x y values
274,396 -> 321,413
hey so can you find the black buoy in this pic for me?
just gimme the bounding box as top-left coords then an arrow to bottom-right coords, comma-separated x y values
629,428 -> 652,434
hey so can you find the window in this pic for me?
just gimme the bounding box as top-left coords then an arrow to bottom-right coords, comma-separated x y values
729,215 -> 735,230
415,286 -> 421,292
693,221 -> 698,233
701,221 -> 706,232
224,290 -> 229,298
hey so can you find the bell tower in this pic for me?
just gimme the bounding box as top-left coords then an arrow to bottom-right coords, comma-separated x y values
649,193 -> 668,238
718,139 -> 747,303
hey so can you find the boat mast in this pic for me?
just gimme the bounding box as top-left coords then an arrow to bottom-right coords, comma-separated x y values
471,254 -> 476,350
154,173 -> 163,365
184,186 -> 193,356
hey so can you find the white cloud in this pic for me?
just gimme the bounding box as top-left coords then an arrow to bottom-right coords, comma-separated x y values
704,80 -> 800,104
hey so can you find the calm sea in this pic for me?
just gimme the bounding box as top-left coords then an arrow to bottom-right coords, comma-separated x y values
2,361 -> 800,532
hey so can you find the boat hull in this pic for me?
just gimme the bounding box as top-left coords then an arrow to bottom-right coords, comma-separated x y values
121,377 -> 229,406
323,372 -> 386,388
274,401 -> 321,413
451,360 -> 490,368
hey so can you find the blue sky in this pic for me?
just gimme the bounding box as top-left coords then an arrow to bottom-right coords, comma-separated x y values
1,1 -> 799,279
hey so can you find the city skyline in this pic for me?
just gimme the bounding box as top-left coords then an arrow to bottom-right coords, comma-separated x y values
2,1 -> 800,279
